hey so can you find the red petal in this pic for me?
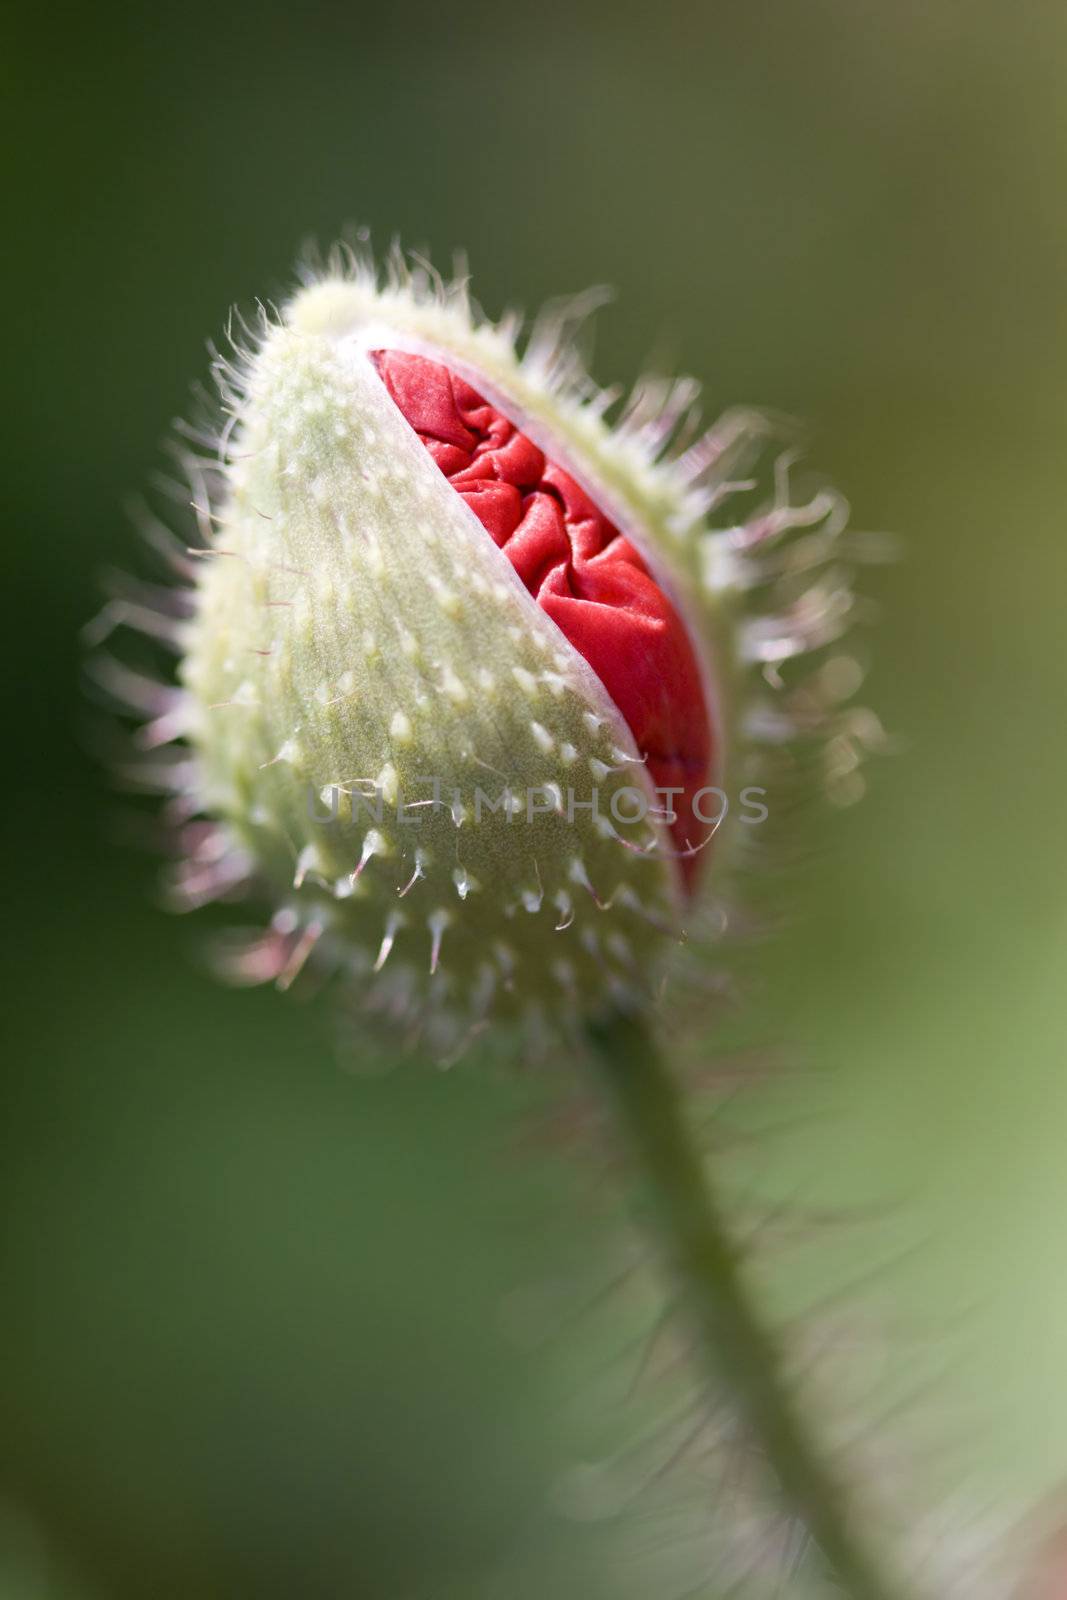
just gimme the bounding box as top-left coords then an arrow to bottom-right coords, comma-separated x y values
373,350 -> 717,891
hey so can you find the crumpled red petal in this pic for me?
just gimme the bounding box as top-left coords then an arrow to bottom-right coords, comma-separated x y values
373,349 -> 716,890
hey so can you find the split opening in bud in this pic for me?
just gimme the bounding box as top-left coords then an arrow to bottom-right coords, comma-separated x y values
371,349 -> 717,889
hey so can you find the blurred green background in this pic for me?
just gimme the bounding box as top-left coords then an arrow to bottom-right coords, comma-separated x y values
4,1 -> 1067,1594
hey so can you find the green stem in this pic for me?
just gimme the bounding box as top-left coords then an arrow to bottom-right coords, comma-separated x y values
588,1008 -> 900,1600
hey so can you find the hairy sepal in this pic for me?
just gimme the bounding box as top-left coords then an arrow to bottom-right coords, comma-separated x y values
181,323 -> 682,1047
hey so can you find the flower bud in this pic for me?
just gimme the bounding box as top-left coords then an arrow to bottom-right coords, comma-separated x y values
106,246 -> 867,1052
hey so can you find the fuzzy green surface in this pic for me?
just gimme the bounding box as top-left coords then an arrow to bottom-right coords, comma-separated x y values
183,321 -> 684,1041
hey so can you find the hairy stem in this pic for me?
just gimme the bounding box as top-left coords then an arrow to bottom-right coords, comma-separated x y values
588,1008 -> 900,1600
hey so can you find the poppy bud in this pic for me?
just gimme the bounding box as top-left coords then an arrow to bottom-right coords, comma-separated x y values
116,246 -> 864,1051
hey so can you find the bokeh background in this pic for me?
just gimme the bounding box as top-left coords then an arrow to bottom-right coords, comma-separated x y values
4,1 -> 1066,1594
